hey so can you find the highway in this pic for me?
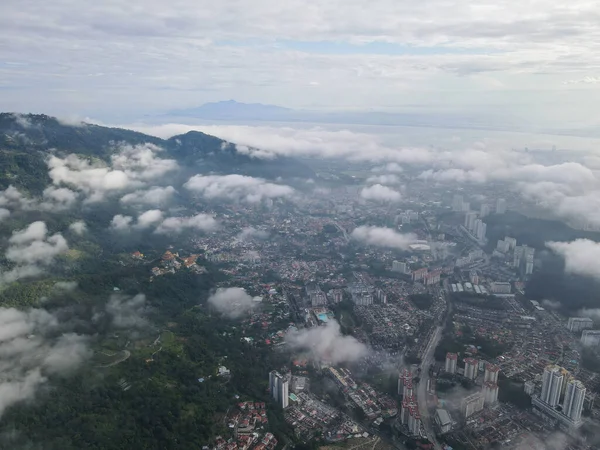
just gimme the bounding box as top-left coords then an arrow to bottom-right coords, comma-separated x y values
416,324 -> 443,450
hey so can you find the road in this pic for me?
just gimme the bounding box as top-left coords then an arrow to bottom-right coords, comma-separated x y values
416,325 -> 443,450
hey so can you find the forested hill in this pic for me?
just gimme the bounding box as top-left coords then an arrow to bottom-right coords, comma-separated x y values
0,113 -> 314,193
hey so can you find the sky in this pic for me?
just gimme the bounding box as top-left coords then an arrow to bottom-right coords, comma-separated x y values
1,0 -> 600,128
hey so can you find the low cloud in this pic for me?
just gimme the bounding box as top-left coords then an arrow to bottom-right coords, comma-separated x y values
285,320 -> 368,364
53,281 -> 78,292
563,76 -> 600,85
546,239 -> 600,279
184,174 -> 294,204
350,225 -> 417,250
360,184 -> 402,202
541,299 -> 561,310
136,209 -> 164,229
120,185 -> 177,206
104,293 -> 148,329
69,220 -> 87,235
154,213 -> 218,234
110,214 -> 134,230
40,186 -> 78,210
47,143 -> 178,202
365,174 -> 401,185
207,287 -> 260,319
1,222 -> 69,284
0,307 -> 90,418
0,208 -> 10,222
237,227 -> 269,241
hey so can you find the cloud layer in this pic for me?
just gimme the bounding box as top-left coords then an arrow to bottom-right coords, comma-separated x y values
350,226 -> 417,250
184,174 -> 294,204
207,287 -> 260,318
285,320 -> 368,364
546,239 -> 600,279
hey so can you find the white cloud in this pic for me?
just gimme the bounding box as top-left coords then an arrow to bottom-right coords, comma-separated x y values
285,320 -> 368,364
154,213 -> 218,234
69,220 -> 87,235
104,293 -> 148,329
360,184 -> 402,202
236,227 -> 269,241
184,174 -> 295,203
136,209 -> 164,228
366,174 -> 401,185
0,307 -> 90,418
40,186 -> 79,210
47,144 -> 178,202
563,76 -> 600,85
350,225 -> 417,250
4,222 -> 68,272
546,239 -> 600,279
120,186 -> 177,206
110,214 -> 134,230
0,208 -> 10,222
207,287 -> 260,319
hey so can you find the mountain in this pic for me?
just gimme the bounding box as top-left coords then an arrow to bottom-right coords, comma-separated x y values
0,113 -> 314,194
168,100 -> 293,121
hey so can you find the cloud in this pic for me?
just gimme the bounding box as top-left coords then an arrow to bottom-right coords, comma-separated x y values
104,293 -> 148,329
541,299 -> 561,310
154,213 -> 218,234
47,143 -> 178,202
69,220 -> 87,235
135,209 -> 164,228
110,214 -> 134,230
53,281 -> 78,292
0,307 -> 90,418
1,222 -> 69,284
366,174 -> 401,185
0,186 -> 33,210
120,186 -> 177,206
0,208 -> 10,222
360,184 -> 402,202
207,287 -> 260,319
546,239 -> 600,279
236,227 -> 269,241
350,225 -> 417,250
184,174 -> 295,204
563,76 -> 600,85
40,186 -> 78,210
285,320 -> 368,364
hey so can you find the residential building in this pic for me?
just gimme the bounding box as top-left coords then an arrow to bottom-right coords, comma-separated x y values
452,195 -> 464,212
435,409 -> 452,433
462,393 -> 484,419
392,260 -> 407,273
524,381 -> 535,395
563,379 -> 586,423
464,358 -> 478,380
464,211 -> 477,231
541,365 -> 564,407
490,282 -> 511,294
567,317 -> 594,333
445,352 -> 458,374
474,219 -> 487,241
496,198 -> 507,214
480,204 -> 490,218
581,330 -> 600,347
484,364 -> 500,383
483,382 -> 499,405
269,371 -> 289,408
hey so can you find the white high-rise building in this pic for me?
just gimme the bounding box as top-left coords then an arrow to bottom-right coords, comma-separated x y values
524,381 -> 535,395
483,382 -> 499,405
445,353 -> 458,374
496,198 -> 507,214
465,212 -> 477,231
464,358 -> 478,380
496,239 -> 509,253
541,365 -> 564,407
462,201 -> 471,212
269,370 -> 289,408
567,317 -> 594,333
581,330 -> 600,347
563,379 -> 586,423
474,219 -> 486,241
484,364 -> 500,383
452,194 -> 464,212
392,260 -> 407,273
504,237 -> 517,250
480,204 -> 490,218
462,393 -> 484,419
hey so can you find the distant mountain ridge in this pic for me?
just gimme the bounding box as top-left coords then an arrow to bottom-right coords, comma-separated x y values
0,113 -> 314,194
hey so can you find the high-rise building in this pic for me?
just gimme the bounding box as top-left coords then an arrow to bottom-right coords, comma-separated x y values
408,406 -> 421,435
496,198 -> 507,214
473,219 -> 486,241
464,211 -> 477,231
269,370 -> 289,408
480,204 -> 490,218
490,282 -> 511,294
469,270 -> 479,285
462,392 -> 484,419
464,358 -> 478,380
524,381 -> 535,395
392,260 -> 407,273
484,364 -> 500,383
563,379 -> 586,423
567,317 -> 594,333
496,239 -> 509,253
483,382 -> 499,405
435,409 -> 452,433
541,365 -> 564,407
581,330 -> 600,347
504,237 -> 517,250
452,194 -> 464,212
445,352 -> 458,374
462,201 -> 471,212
